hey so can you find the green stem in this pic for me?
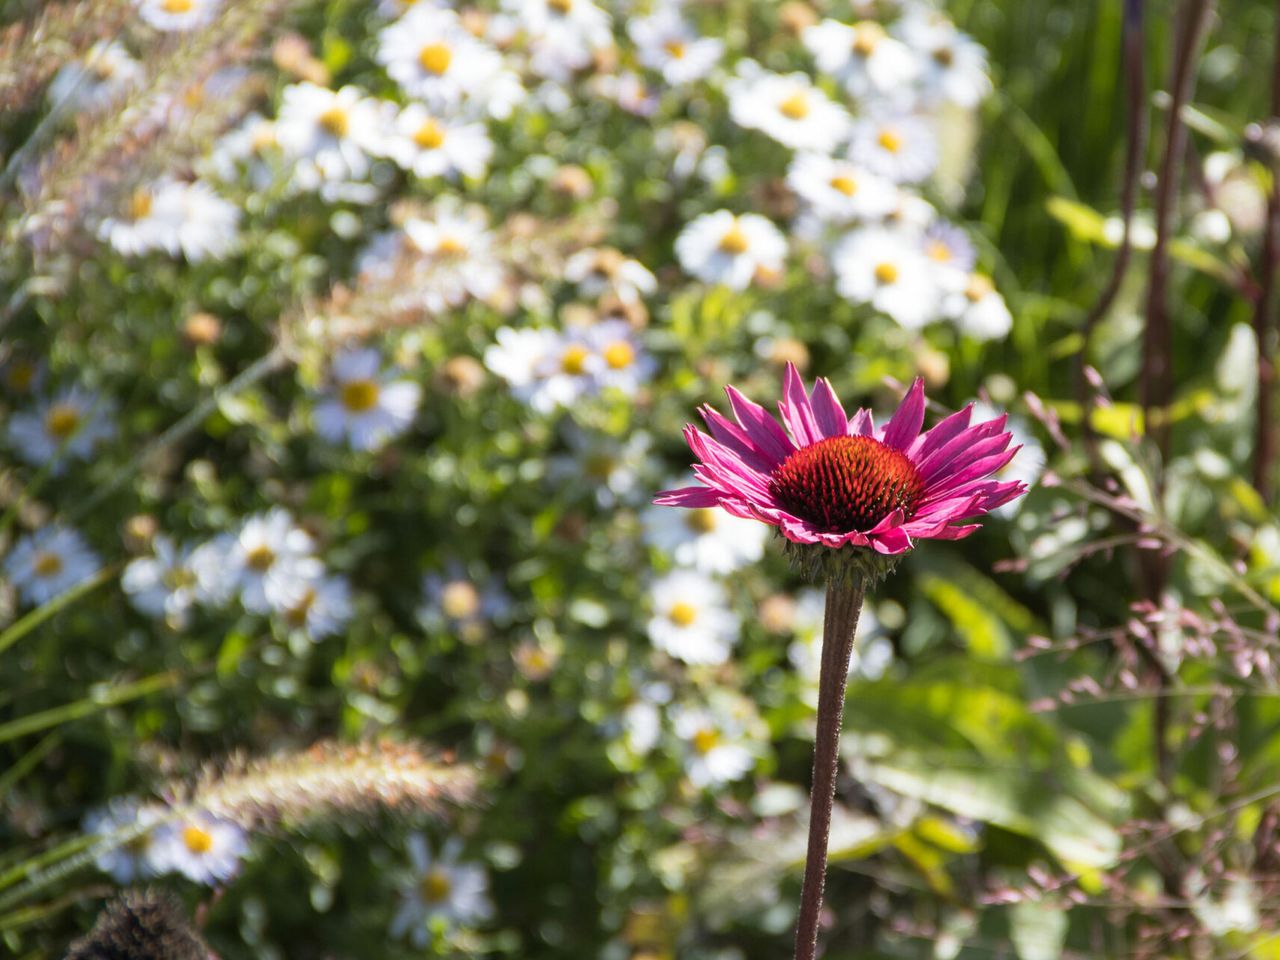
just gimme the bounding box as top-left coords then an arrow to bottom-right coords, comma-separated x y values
793,576 -> 865,960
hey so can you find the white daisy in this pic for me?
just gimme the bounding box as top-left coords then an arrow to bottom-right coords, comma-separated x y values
727,67 -> 852,153
629,8 -> 722,86
582,319 -> 655,398
786,153 -> 899,223
149,814 -> 248,885
944,273 -> 1013,341
122,535 -> 202,629
642,499 -> 767,575
803,18 -> 918,101
3,525 -> 101,607
384,103 -> 493,180
313,348 -> 422,452
97,183 -> 185,257
671,702 -> 756,788
511,0 -> 613,82
275,83 -> 386,187
162,179 -> 241,261
390,836 -> 493,947
484,327 -> 564,413
206,113 -> 279,190
48,41 -> 144,113
227,509 -> 322,615
403,206 -> 503,311
564,248 -> 657,305
832,226 -> 941,329
848,113 -> 938,183
417,566 -> 511,642
187,533 -> 240,607
84,798 -> 162,884
895,11 -> 992,109
377,5 -> 509,111
546,426 -> 653,507
7,386 -> 115,470
675,210 -> 786,290
279,573 -> 354,640
134,0 -> 221,31
647,570 -> 740,666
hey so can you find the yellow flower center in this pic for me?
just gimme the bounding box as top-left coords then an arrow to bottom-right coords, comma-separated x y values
340,379 -> 380,413
162,0 -> 194,12
548,0 -> 573,12
421,868 -> 452,903
419,42 -> 453,75
44,404 -> 81,440
829,174 -> 858,197
250,124 -> 277,152
965,273 -> 995,302
286,588 -> 316,627
685,508 -> 718,534
182,825 -> 214,854
560,344 -> 591,375
663,39 -> 687,59
778,90 -> 810,120
668,601 -> 698,627
441,580 -> 480,620
436,234 -> 467,257
318,106 -> 349,137
414,119 -> 446,149
933,46 -> 955,67
32,551 -> 63,578
874,262 -> 899,285
718,223 -> 750,255
603,341 -> 634,370
128,188 -> 153,221
851,22 -> 885,57
692,727 -> 719,754
877,128 -> 903,153
245,545 -> 275,572
926,240 -> 952,262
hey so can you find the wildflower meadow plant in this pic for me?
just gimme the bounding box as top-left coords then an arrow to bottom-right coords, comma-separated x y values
658,366 -> 1025,958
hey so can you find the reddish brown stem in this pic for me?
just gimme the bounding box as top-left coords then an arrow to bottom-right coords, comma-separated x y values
792,577 -> 864,960
1141,0 -> 1212,462
1252,10 -> 1280,502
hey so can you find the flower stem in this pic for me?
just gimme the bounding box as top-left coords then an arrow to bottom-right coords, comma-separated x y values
793,575 -> 865,960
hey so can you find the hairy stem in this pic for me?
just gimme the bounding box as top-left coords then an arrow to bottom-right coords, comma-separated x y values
793,576 -> 864,960
1252,9 -> 1280,502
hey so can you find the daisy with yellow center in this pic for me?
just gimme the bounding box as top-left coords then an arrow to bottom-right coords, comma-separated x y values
676,209 -> 787,290
152,815 -> 248,884
629,8 -> 723,85
786,153 -> 899,223
727,68 -> 851,152
672,703 -> 756,787
231,509 -> 322,615
8,387 -> 115,470
391,835 -> 493,948
136,0 -> 222,31
647,570 -> 740,665
850,114 -> 938,184
802,17 -> 918,99
376,4 -> 510,110
314,347 -> 422,453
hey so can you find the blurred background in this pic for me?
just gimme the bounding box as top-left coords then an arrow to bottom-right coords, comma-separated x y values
1,0 -> 1278,957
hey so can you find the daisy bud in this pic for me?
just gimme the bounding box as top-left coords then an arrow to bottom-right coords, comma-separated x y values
779,1 -> 818,34
182,311 -> 222,346
438,355 -> 487,398
550,164 -> 594,200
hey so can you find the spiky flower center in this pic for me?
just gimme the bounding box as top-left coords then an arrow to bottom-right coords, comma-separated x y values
182,825 -> 213,854
769,435 -> 925,533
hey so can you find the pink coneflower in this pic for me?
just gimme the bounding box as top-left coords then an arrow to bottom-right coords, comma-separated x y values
654,364 -> 1026,960
655,363 -> 1025,558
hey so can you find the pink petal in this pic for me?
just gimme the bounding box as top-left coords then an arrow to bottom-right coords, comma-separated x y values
917,428 -> 1012,485
700,405 -> 783,472
881,378 -> 926,451
653,485 -> 722,507
908,404 -> 973,460
849,408 -> 876,437
810,377 -> 849,439
869,527 -> 914,554
725,384 -> 794,464
922,447 -> 1020,503
779,362 -> 823,447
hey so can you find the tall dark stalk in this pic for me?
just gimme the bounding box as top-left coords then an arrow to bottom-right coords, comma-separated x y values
792,577 -> 864,960
1251,9 -> 1280,503
1079,0 -> 1147,469
1141,0 -> 1213,462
